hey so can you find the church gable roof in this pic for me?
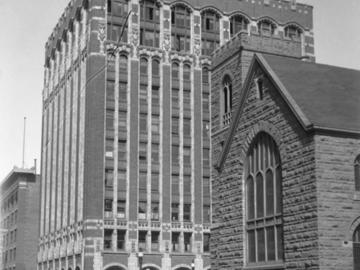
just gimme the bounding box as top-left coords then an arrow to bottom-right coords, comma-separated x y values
261,54 -> 360,133
216,53 -> 360,171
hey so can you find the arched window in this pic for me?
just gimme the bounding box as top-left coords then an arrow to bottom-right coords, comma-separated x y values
140,57 -> 148,75
172,62 -> 180,80
140,0 -> 160,47
246,132 -> 283,264
202,66 -> 209,84
183,63 -> 191,81
230,15 -> 249,36
222,75 -> 232,126
355,155 -> 360,191
75,267 -> 80,270
354,225 -> 360,269
119,55 -> 127,74
258,19 -> 276,36
171,4 -> 191,52
152,59 -> 160,76
201,10 -> 220,55
284,25 -> 302,41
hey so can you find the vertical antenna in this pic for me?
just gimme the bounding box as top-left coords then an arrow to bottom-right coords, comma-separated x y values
22,117 -> 27,168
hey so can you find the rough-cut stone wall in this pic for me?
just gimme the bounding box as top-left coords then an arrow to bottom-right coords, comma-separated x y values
211,63 -> 320,269
315,134 -> 360,270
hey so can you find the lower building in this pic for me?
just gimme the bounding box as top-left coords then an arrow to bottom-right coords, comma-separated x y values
0,167 -> 40,270
211,54 -> 360,269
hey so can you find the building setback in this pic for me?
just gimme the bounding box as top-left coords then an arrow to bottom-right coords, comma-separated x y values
38,0 -> 314,269
211,52 -> 360,269
0,168 -> 40,270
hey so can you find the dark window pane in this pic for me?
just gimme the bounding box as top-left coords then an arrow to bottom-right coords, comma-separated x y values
152,59 -> 160,76
267,227 -> 276,261
276,166 -> 282,214
277,226 -> 283,260
247,176 -> 255,220
256,173 -> 264,218
266,169 -> 274,216
257,228 -> 265,262
248,230 -> 256,263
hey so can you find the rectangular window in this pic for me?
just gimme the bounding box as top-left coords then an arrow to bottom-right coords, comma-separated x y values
152,85 -> 159,105
183,203 -> 191,222
172,175 -> 179,195
172,232 -> 180,252
183,90 -> 191,110
139,142 -> 147,162
105,169 -> 114,188
172,117 -> 179,135
203,233 -> 210,252
183,146 -> 191,166
106,110 -> 115,131
183,175 -> 191,195
138,200 -> 147,219
104,199 -> 113,212
183,118 -> 191,137
118,140 -> 127,162
151,173 -> 159,192
172,145 -> 179,165
151,231 -> 160,251
117,230 -> 126,250
203,204 -> 210,223
140,114 -> 148,134
172,88 -> 179,109
104,229 -> 113,249
151,201 -> 159,220
119,82 -> 127,106
152,115 -> 160,135
139,231 -> 147,250
139,172 -> 147,192
171,203 -> 179,221
117,200 -> 126,218
151,143 -> 159,164
106,81 -> 115,102
184,232 -> 192,252
118,111 -> 127,129
105,139 -> 114,158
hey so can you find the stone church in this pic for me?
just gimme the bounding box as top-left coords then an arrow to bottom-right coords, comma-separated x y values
210,47 -> 360,269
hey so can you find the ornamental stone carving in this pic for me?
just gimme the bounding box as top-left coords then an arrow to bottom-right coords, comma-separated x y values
97,22 -> 106,54
163,33 -> 171,52
131,27 -> 139,47
194,39 -> 201,56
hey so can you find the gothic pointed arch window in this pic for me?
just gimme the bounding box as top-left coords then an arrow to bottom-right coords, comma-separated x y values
230,14 -> 249,36
222,75 -> 232,126
355,155 -> 360,191
245,132 -> 283,264
257,19 -> 277,37
354,225 -> 360,269
284,25 -> 302,41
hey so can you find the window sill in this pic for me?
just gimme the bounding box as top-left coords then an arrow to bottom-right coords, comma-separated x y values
244,262 -> 285,270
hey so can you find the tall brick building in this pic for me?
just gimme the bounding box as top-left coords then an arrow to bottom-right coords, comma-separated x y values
211,50 -> 360,269
0,167 -> 40,270
38,0 -> 314,269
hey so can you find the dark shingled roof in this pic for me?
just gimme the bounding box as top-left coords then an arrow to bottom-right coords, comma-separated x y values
261,54 -> 360,133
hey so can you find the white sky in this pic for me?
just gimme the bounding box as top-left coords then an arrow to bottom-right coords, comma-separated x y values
0,0 -> 359,180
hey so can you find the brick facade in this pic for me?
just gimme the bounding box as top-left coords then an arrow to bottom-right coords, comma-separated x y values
40,0 -> 314,269
0,168 -> 40,270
